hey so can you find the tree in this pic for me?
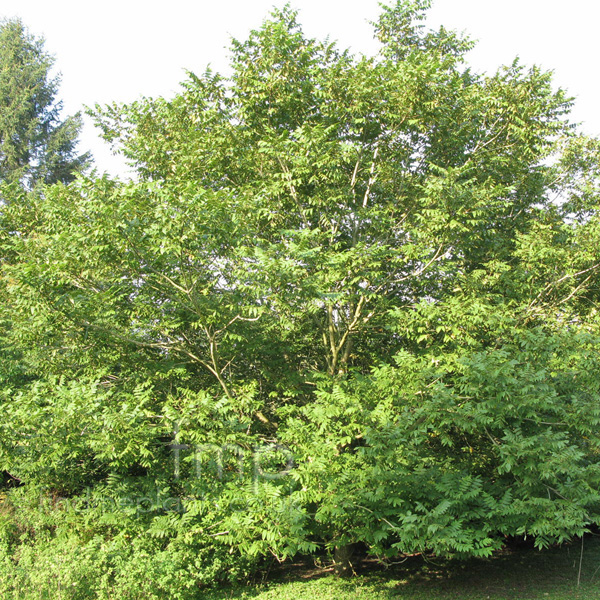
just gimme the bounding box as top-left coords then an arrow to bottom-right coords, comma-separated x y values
1,0 -> 600,585
0,18 -> 91,437
0,18 -> 90,189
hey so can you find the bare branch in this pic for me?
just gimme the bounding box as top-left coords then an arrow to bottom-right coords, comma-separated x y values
362,145 -> 379,209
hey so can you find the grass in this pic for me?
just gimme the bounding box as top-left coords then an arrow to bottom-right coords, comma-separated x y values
205,535 -> 600,600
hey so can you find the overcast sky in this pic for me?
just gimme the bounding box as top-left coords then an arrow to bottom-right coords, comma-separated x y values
3,0 -> 599,177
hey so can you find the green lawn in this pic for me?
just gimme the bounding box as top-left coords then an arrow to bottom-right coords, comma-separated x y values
206,536 -> 600,600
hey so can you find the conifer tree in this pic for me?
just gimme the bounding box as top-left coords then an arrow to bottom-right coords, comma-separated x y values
0,18 -> 90,189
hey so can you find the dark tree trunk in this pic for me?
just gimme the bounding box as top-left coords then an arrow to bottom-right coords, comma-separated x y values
334,543 -> 355,577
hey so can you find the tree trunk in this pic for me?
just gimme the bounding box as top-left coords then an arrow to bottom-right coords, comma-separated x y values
334,543 -> 355,577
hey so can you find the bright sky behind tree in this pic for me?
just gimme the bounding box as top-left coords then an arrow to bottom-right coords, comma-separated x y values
2,0 -> 599,177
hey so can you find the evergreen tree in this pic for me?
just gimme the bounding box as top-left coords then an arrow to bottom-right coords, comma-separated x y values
0,18 -> 90,189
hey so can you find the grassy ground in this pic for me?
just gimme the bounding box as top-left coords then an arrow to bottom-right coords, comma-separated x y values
206,536 -> 600,600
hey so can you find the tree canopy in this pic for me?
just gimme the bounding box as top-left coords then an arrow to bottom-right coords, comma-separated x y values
1,1 -> 600,593
0,18 -> 90,190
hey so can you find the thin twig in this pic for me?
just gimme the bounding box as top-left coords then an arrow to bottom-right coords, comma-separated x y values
578,535 -> 584,587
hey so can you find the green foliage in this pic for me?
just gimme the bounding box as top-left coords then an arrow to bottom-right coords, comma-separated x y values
1,0 -> 600,591
0,18 -> 90,190
0,492 -> 258,598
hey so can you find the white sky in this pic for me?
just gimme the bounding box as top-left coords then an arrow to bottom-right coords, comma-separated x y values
2,0 -> 599,178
